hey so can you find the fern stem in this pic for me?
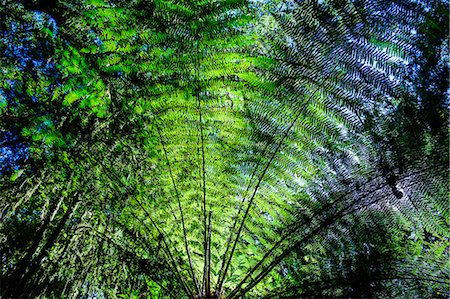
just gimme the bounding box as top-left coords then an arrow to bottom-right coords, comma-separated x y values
86,228 -> 179,298
193,30 -> 210,296
228,178 -> 422,298
84,146 -> 193,296
216,140 -> 270,290
153,117 -> 201,295
205,211 -> 212,297
217,83 -> 324,293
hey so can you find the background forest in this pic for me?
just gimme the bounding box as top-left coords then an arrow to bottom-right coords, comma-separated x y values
0,0 -> 449,298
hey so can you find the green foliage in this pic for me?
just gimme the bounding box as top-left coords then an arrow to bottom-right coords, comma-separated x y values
1,0 -> 448,298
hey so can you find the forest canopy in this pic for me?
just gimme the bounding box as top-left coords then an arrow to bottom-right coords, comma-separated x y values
1,0 -> 449,298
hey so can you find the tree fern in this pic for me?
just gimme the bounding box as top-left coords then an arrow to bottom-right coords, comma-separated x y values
1,0 -> 447,298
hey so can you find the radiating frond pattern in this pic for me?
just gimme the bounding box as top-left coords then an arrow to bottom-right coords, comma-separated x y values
1,0 -> 448,298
